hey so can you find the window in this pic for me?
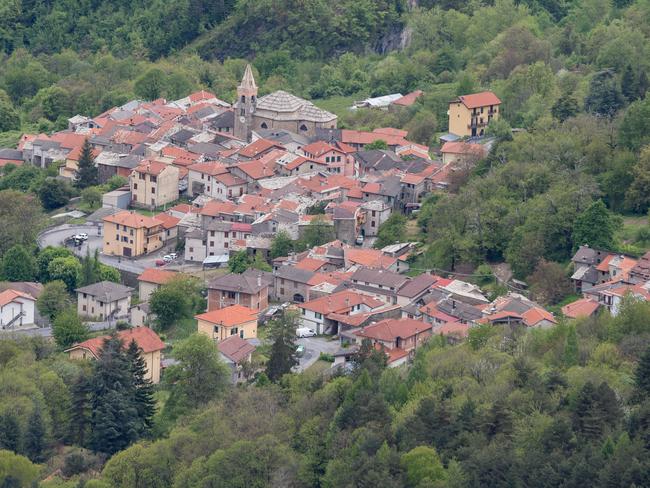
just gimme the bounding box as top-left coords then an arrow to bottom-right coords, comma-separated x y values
115,234 -> 120,241
261,122 -> 268,129
213,325 -> 219,334
372,210 -> 376,217
133,183 -> 138,190
240,330 -> 244,338
299,124 -> 308,132
130,230 -> 134,236
231,327 -> 238,335
224,232 -> 229,238
280,288 -> 285,295
82,305 -> 86,311
189,247 -> 194,252
302,308 -> 306,315
241,95 -> 245,103
371,221 -> 376,227
150,176 -> 157,183
210,241 -> 214,247
337,156 -> 341,162
224,242 -> 228,248
207,187 -> 210,192
315,312 -> 322,320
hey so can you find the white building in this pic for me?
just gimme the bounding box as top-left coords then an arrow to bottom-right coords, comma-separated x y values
0,290 -> 36,329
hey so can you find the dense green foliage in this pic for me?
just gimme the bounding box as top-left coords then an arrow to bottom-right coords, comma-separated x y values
149,275 -> 205,330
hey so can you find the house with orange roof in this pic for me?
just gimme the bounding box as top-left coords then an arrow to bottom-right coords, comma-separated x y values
440,141 -> 487,166
598,283 -> 650,316
103,211 -> 165,257
130,161 -> 179,209
137,268 -> 178,301
354,317 -> 432,366
298,289 -> 385,334
0,289 -> 36,329
448,91 -> 501,137
218,335 -> 257,384
237,138 -> 284,160
281,156 -> 328,176
187,162 -> 229,196
391,90 -> 424,108
195,304 -> 258,342
153,212 -> 181,242
561,297 -> 600,319
66,327 -> 165,383
479,293 -> 556,328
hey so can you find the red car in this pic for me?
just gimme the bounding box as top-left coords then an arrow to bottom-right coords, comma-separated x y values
155,259 -> 166,267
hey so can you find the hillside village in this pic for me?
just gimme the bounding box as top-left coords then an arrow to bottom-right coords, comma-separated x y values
2,65 -> 649,376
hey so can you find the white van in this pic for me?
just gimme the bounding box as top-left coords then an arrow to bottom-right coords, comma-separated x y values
296,327 -> 316,338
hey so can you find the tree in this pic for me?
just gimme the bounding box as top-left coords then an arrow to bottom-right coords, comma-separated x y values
572,200 -> 616,250
401,446 -> 446,487
0,412 -> 21,453
619,96 -> 650,151
47,256 -> 81,291
636,345 -> 650,398
106,175 -> 128,191
228,250 -> 251,274
251,253 -> 271,272
527,259 -> 572,305
266,310 -> 299,382
301,216 -> 334,248
564,325 -> 579,367
81,186 -> 103,209
87,335 -> 139,454
166,333 -> 228,406
584,69 -> 624,118
365,139 -> 388,150
626,147 -> 650,213
0,245 -> 36,281
621,64 -> 639,102
0,97 -> 19,132
149,276 -> 204,330
36,246 -> 73,282
38,178 -> 71,210
551,94 -> 579,122
0,450 -> 40,487
76,139 -> 98,188
270,230 -> 294,259
53,308 -> 89,348
23,404 -> 46,463
37,280 -> 70,321
374,213 -> 407,249
125,340 -> 155,436
0,191 -> 45,256
134,68 -> 166,100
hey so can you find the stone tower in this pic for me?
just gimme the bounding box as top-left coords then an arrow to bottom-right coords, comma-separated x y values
234,64 -> 258,143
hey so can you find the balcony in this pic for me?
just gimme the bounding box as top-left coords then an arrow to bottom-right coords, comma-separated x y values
467,120 -> 488,129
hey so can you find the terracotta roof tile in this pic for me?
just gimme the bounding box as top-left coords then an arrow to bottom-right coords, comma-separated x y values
218,335 -> 256,363
195,304 -> 258,327
66,327 -> 164,358
455,91 -> 501,109
0,289 -> 35,307
561,298 -> 600,319
356,318 -> 431,342
103,211 -> 163,229
137,268 -> 178,285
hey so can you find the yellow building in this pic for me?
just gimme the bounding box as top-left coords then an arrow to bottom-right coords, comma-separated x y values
195,304 -> 258,342
66,326 -> 165,384
448,91 -> 501,138
130,161 -> 179,209
103,211 -> 164,257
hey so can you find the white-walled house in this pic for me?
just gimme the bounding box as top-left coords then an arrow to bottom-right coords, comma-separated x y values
0,290 -> 36,329
75,281 -> 133,320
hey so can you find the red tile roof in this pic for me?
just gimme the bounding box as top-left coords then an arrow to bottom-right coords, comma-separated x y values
0,289 -> 35,307
356,318 -> 431,342
137,268 -> 178,285
301,290 -> 383,315
302,141 -> 339,158
455,91 -> 501,109
521,307 -> 557,327
401,173 -> 425,185
392,90 -> 424,107
441,142 -> 487,156
215,172 -> 246,186
104,211 -> 163,229
133,161 -> 171,176
188,162 -> 229,176
153,212 -> 180,229
67,327 -> 165,358
200,200 -> 238,217
562,298 -> 600,319
295,257 -> 328,272
236,157 -> 277,180
435,322 -> 469,338
238,138 -> 283,159
218,335 -> 256,363
195,304 -> 258,327
189,90 -> 217,103
373,127 -> 409,138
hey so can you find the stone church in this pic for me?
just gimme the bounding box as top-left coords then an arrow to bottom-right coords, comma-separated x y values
234,65 -> 338,142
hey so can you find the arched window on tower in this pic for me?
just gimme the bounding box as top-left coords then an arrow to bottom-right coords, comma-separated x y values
299,124 -> 308,132
252,96 -> 256,103
261,122 -> 268,129
241,95 -> 246,103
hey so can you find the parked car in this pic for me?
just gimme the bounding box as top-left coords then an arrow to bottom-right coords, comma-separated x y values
163,255 -> 173,262
169,252 -> 178,259
296,327 -> 316,338
296,344 -> 305,357
77,233 -> 88,240
355,235 -> 364,246
155,259 -> 166,267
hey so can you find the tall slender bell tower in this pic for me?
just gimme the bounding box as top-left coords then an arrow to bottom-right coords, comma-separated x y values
234,64 -> 258,143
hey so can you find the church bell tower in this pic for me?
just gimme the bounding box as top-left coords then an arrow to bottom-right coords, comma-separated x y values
234,64 -> 257,143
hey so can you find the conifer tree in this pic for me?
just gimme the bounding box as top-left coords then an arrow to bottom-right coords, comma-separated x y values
621,65 -> 639,102
88,335 -> 138,454
266,310 -> 299,382
0,411 -> 21,452
636,345 -> 650,398
24,404 -> 46,463
75,138 -> 98,188
572,381 -> 603,440
126,339 -> 156,435
564,325 -> 579,367
70,375 -> 91,447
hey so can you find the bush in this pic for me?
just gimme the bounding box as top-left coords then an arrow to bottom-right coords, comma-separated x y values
319,353 -> 335,363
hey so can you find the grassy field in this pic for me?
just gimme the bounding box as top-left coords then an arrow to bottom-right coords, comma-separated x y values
616,215 -> 650,256
316,95 -> 358,117
305,359 -> 332,375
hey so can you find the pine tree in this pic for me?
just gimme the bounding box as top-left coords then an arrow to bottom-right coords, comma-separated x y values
70,375 -> 91,447
24,404 -> 46,463
265,311 -> 299,382
126,339 -> 156,435
75,138 -> 98,188
636,345 -> 650,398
0,411 -> 21,452
88,335 -> 138,454
621,65 -> 639,102
78,248 -> 96,287
572,381 -> 604,440
564,325 -> 579,367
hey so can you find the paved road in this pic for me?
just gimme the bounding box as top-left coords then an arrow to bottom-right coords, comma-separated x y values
295,336 -> 341,372
38,223 -> 179,274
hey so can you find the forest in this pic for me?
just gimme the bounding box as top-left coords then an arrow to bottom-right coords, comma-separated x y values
2,0 -> 650,485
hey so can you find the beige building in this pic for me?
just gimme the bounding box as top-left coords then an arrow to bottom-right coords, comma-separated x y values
130,161 -> 179,209
195,304 -> 258,342
137,268 -> 178,302
66,326 -> 165,383
103,211 -> 164,257
448,91 -> 501,138
234,64 -> 337,141
75,281 -> 133,320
